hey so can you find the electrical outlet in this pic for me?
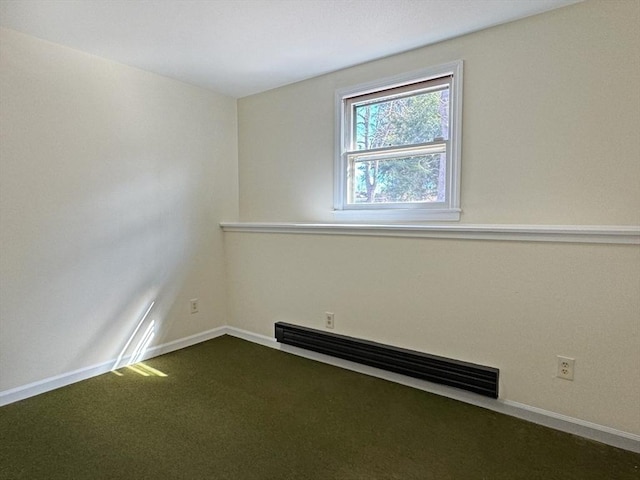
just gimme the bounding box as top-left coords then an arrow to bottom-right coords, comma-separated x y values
190,298 -> 199,314
557,356 -> 575,380
325,312 -> 335,329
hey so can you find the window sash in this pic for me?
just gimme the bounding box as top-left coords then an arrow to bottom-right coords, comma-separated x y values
345,77 -> 452,154
346,141 -> 446,161
346,142 -> 447,207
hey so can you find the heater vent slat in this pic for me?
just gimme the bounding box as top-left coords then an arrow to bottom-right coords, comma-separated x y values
275,322 -> 499,398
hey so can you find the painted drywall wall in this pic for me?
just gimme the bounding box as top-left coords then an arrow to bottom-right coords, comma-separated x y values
225,233 -> 639,434
0,28 -> 238,392
230,0 -> 640,435
237,0 -> 639,225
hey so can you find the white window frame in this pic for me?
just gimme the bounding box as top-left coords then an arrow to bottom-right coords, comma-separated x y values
334,60 -> 463,222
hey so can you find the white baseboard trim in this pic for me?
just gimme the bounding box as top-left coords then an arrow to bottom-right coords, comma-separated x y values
2,325 -> 638,453
0,326 -> 227,407
224,326 -> 640,453
498,400 -> 640,450
224,325 -> 278,347
0,358 -> 117,408
143,326 -> 228,359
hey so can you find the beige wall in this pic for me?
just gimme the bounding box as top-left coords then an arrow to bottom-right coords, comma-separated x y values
0,28 -> 238,391
238,0 -> 639,225
231,0 -> 640,435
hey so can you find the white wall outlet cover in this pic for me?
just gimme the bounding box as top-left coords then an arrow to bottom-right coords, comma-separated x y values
557,356 -> 575,380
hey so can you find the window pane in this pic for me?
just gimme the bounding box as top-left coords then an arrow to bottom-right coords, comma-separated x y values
354,88 -> 449,150
351,153 -> 446,204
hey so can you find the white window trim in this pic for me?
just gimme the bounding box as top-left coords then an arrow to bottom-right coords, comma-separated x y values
333,60 -> 463,222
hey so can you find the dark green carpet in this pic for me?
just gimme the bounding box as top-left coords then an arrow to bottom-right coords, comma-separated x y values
1,335 -> 638,479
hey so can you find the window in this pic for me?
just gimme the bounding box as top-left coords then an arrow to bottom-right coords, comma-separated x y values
334,61 -> 462,221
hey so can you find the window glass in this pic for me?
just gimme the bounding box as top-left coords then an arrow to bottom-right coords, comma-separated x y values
353,87 -> 449,150
350,151 -> 446,204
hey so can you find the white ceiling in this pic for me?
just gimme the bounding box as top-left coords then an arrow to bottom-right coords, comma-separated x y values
0,0 -> 580,98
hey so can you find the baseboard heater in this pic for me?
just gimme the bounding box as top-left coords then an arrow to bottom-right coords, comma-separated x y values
275,322 -> 499,399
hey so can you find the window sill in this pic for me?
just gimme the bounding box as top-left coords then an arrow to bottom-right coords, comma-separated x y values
219,222 -> 640,245
332,208 -> 461,222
